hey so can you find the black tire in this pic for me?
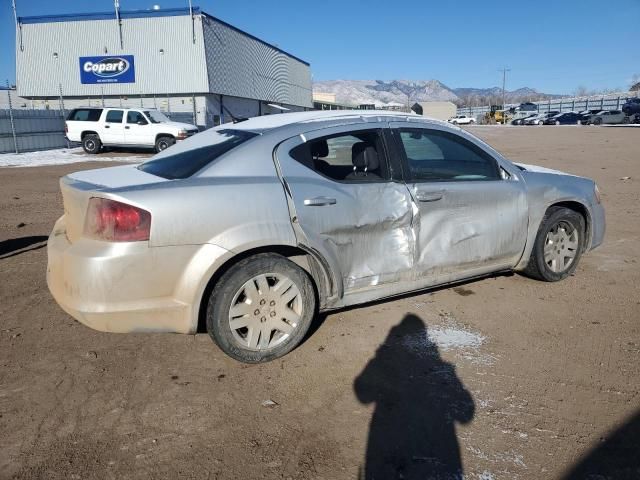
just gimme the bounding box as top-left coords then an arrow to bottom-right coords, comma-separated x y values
594,118 -> 602,125
155,136 -> 175,153
206,253 -> 316,363
523,206 -> 586,282
622,116 -> 630,124
82,134 -> 101,154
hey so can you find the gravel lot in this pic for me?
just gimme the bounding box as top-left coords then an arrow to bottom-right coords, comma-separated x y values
1,126 -> 638,479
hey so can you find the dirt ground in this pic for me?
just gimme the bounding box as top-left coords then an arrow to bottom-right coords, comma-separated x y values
0,126 -> 638,479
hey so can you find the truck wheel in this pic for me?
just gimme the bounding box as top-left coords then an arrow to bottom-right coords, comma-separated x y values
206,253 -> 316,363
155,136 -> 175,153
522,206 -> 585,282
82,134 -> 101,154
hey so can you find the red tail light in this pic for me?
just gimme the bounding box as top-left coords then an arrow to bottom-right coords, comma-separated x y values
84,198 -> 151,242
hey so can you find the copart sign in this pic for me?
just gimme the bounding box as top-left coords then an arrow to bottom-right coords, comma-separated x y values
79,55 -> 135,84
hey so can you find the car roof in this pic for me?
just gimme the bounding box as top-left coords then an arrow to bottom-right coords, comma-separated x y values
227,109 -> 423,132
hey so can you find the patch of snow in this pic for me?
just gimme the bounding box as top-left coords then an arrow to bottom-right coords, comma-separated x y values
0,148 -> 143,168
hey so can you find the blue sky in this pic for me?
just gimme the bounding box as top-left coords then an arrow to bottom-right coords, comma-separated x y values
1,0 -> 639,94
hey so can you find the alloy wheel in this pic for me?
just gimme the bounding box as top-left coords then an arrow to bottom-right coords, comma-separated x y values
544,221 -> 579,273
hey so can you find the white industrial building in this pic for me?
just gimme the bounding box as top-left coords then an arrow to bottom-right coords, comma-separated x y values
15,6 -> 312,128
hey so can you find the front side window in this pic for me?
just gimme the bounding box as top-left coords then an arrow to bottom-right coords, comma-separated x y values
138,129 -> 257,179
289,130 -> 389,182
127,111 -> 147,124
105,110 -> 124,123
397,128 -> 500,182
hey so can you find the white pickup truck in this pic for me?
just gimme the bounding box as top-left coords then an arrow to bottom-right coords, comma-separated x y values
65,107 -> 199,154
447,115 -> 476,125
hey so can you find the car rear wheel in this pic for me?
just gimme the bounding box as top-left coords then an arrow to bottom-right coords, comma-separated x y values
82,134 -> 101,154
523,207 -> 585,282
155,136 -> 175,153
206,253 -> 316,363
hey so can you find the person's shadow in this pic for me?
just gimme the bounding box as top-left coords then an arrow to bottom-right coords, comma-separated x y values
354,314 -> 475,480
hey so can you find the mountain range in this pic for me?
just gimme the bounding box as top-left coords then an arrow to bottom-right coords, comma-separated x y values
312,79 -> 562,107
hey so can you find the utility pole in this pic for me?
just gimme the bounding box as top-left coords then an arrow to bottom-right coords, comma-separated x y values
498,67 -> 511,124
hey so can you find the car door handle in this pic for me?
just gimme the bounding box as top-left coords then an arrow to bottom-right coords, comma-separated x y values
105,125 -> 110,128
125,126 -> 130,129
416,191 -> 444,202
304,196 -> 337,206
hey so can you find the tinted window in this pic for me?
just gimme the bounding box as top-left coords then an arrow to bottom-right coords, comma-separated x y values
289,130 -> 388,182
127,111 -> 147,124
138,129 -> 257,179
397,129 -> 499,182
105,110 -> 124,123
67,109 -> 102,121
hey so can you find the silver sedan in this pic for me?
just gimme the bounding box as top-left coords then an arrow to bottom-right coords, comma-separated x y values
47,110 -> 605,363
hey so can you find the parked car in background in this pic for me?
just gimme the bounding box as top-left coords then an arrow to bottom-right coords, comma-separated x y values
588,110 -> 627,125
447,115 -> 476,125
577,110 -> 603,125
47,110 -> 605,363
512,114 -> 538,125
544,112 -> 582,125
525,111 -> 560,125
621,98 -> 640,123
66,107 -> 199,154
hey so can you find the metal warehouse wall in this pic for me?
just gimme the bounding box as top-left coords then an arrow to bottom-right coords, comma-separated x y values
16,14 -> 209,98
202,16 -> 312,108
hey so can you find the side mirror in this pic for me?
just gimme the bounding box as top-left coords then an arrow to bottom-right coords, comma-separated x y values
137,120 -> 148,125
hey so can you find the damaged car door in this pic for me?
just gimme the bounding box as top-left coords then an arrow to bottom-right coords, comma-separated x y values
276,125 -> 415,298
389,124 -> 528,285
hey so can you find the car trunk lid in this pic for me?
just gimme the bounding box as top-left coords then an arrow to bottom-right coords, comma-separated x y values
60,165 -> 166,243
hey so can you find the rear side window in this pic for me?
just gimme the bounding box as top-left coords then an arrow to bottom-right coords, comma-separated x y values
138,129 -> 258,179
67,109 -> 102,122
105,110 -> 124,123
289,130 -> 389,182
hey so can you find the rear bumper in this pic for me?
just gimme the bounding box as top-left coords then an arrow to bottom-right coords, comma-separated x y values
46,216 -> 231,334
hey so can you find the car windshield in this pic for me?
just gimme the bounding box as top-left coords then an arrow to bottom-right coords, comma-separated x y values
143,110 -> 170,124
138,129 -> 258,179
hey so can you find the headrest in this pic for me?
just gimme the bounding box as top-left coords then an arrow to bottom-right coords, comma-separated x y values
311,139 -> 329,158
351,142 -> 380,171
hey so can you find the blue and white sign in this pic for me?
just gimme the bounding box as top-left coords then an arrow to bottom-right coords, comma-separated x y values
79,55 -> 135,84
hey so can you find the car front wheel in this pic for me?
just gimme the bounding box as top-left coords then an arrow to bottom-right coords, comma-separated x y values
206,253 -> 316,363
523,206 -> 585,282
155,136 -> 175,153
